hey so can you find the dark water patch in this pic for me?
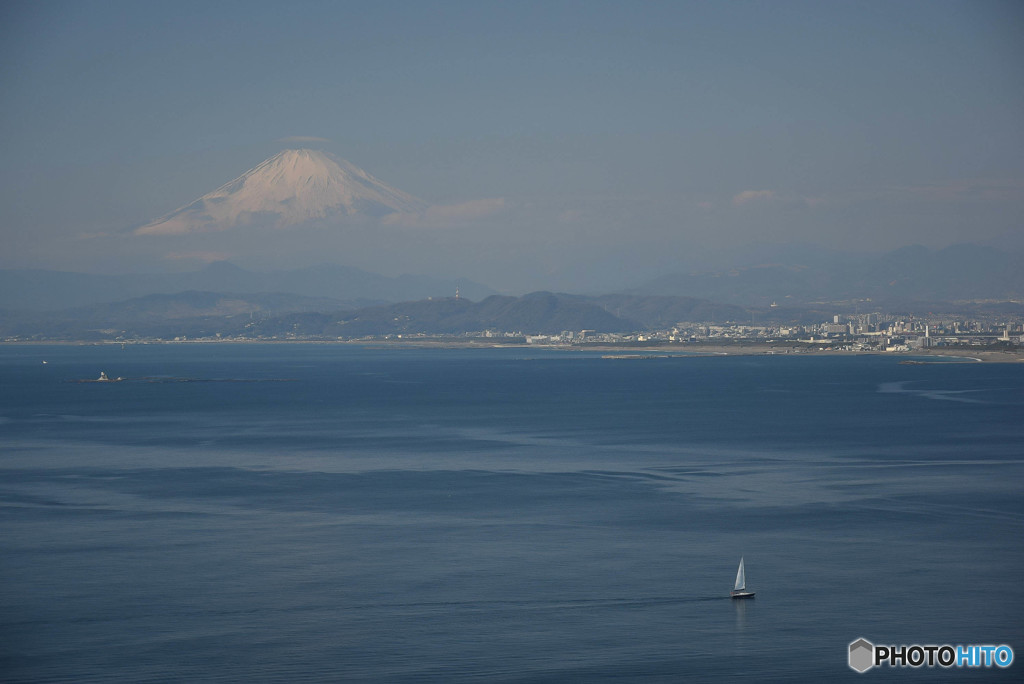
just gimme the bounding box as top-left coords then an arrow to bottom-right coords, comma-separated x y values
1,467 -> 703,523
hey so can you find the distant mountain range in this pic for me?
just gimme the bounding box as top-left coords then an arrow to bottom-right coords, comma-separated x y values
0,291 -> 638,340
2,243 -> 1021,340
631,243 -> 1024,306
6,243 -> 1020,314
0,290 -> 741,340
0,261 -> 495,311
2,287 -> 1021,342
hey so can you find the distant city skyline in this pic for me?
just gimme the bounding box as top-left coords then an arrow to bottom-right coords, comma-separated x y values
1,0 -> 1022,292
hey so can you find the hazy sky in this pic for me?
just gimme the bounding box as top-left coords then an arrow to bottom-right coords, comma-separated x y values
1,0 -> 1022,292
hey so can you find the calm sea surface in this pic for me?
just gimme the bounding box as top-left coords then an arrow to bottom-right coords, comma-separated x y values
1,344 -> 1021,682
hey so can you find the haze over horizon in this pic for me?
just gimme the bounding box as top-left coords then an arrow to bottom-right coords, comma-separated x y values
2,1 -> 1022,294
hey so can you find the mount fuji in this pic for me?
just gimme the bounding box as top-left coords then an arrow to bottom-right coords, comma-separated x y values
135,149 -> 428,235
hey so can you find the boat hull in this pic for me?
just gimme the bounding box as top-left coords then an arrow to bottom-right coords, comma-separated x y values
730,591 -> 755,599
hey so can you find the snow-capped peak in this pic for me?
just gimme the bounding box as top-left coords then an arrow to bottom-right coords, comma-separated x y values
135,149 -> 427,235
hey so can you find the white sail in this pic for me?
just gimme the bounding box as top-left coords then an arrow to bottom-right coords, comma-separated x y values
734,557 -> 746,591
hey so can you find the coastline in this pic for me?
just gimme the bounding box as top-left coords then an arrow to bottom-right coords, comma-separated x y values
4,338 -> 1022,363
581,345 -> 1023,363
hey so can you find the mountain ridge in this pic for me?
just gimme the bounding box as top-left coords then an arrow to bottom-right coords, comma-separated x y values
3,288 -> 1021,341
629,243 -> 1024,306
0,291 -> 642,340
0,262 -> 495,311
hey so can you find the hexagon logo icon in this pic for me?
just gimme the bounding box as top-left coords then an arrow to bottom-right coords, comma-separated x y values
849,638 -> 874,673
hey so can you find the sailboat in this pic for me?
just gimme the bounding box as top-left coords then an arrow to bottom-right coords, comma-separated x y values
731,557 -> 755,598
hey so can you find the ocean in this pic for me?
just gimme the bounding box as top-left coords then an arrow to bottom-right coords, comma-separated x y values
1,344 -> 1021,682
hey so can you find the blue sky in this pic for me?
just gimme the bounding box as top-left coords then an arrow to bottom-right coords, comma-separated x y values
1,0 -> 1022,291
